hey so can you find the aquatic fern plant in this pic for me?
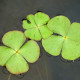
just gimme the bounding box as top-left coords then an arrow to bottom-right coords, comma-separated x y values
22,12 -> 53,41
0,31 -> 40,74
42,15 -> 80,60
0,12 -> 80,76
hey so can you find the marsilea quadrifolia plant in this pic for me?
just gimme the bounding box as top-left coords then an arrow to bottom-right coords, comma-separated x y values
0,31 -> 40,74
22,12 -> 53,41
0,12 -> 80,75
42,16 -> 80,60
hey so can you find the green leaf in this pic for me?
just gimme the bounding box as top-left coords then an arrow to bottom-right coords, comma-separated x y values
2,31 -> 26,50
24,28 -> 41,41
0,46 -> 15,66
42,15 -> 80,60
1,30 -> 40,74
47,16 -> 71,36
67,22 -> 80,42
23,12 -> 52,41
6,54 -> 29,74
23,15 -> 36,29
39,25 -> 53,39
61,39 -> 80,60
20,40 -> 40,63
27,14 -> 35,23
42,35 -> 64,56
35,12 -> 50,26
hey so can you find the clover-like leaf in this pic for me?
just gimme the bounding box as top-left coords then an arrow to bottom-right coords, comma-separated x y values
47,15 -> 71,36
24,28 -> 41,41
42,35 -> 64,56
42,16 -> 80,60
6,54 -> 29,74
0,46 -> 15,66
23,12 -> 53,41
61,39 -> 80,60
0,31 -> 40,74
67,22 -> 80,42
20,40 -> 40,63
2,31 -> 26,51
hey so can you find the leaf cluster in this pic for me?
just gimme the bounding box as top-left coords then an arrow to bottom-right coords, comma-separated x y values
0,12 -> 80,74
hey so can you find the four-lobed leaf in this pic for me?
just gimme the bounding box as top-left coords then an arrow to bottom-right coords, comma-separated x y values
0,31 -> 40,74
22,12 -> 53,41
42,15 -> 80,60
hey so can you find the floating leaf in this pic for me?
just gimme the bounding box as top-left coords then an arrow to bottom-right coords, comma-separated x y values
24,28 -> 41,41
0,31 -> 40,74
42,35 -> 64,56
61,39 -> 80,60
2,31 -> 26,51
23,15 -> 36,29
42,16 -> 80,60
6,54 -> 29,74
0,46 -> 15,66
20,40 -> 40,63
22,12 -> 53,41
35,12 -> 50,26
39,25 -> 53,39
47,16 -> 71,36
67,22 -> 80,42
